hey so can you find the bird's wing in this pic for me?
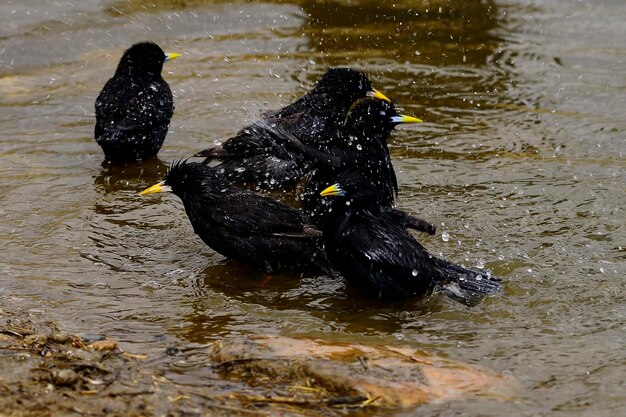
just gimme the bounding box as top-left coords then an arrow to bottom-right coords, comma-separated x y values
220,123 -> 296,158
348,212 -> 501,304
210,190 -> 312,237
95,77 -> 125,120
339,212 -> 437,275
214,89 -> 336,157
198,92 -> 336,160
261,95 -> 337,144
122,82 -> 173,130
260,91 -> 323,120
97,80 -> 173,135
221,126 -> 273,155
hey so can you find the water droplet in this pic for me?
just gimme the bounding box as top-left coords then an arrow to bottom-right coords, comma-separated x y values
356,144 -> 362,151
441,232 -> 450,242
411,269 -> 418,277
476,259 -> 485,269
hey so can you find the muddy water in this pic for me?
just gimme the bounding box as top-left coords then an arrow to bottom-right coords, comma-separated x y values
1,0 -> 624,415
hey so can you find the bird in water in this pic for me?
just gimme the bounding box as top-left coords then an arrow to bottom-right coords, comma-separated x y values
140,160 -> 333,275
95,42 -> 180,161
318,171 -> 502,305
194,67 -> 391,189
276,98 -> 423,228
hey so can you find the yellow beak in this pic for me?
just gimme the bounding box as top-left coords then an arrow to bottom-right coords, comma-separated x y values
391,114 -> 423,124
320,183 -> 346,197
367,89 -> 391,103
164,52 -> 181,62
400,114 -> 423,123
139,181 -> 169,195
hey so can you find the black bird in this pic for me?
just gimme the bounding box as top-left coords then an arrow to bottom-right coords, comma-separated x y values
95,42 -> 180,161
140,160 -> 333,275
279,98 -> 422,228
194,67 -> 391,188
318,172 -> 502,305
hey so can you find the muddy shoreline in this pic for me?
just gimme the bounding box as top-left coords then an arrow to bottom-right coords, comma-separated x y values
0,299 -> 513,416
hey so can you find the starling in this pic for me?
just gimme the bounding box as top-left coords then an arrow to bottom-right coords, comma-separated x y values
95,42 -> 180,161
279,98 -> 422,228
140,160 -> 333,274
319,171 -> 502,305
194,67 -> 390,188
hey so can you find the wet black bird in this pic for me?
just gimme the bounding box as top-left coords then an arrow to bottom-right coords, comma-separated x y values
95,42 -> 180,161
318,172 -> 502,305
194,67 -> 391,188
140,160 -> 333,274
280,98 -> 422,228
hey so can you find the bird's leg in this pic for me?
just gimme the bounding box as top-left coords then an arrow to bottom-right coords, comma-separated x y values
260,274 -> 273,286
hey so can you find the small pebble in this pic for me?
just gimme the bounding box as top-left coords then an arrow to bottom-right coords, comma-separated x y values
51,368 -> 78,386
81,334 -> 105,343
89,340 -> 118,352
49,332 -> 71,344
165,346 -> 181,356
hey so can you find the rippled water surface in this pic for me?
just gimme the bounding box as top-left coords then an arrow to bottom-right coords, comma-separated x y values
1,0 -> 625,415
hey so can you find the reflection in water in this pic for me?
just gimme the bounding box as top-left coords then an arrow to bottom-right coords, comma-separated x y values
94,158 -> 170,195
86,157 -> 203,276
300,0 -> 499,65
171,262 -> 449,345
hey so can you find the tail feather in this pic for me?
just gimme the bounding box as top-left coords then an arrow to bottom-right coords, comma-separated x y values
433,257 -> 502,306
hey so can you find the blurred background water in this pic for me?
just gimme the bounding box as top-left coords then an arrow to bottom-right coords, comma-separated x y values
0,0 -> 624,415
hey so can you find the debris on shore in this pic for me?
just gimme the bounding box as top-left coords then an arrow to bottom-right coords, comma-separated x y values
0,305 -> 515,416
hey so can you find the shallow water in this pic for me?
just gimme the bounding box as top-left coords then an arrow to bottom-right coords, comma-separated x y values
1,0 -> 625,415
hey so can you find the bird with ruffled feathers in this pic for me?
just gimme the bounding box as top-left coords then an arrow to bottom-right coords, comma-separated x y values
319,171 -> 502,305
195,67 -> 391,188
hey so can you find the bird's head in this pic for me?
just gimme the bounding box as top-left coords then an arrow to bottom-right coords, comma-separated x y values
315,67 -> 391,104
345,98 -> 422,137
140,160 -> 227,200
319,169 -> 381,207
116,41 -> 180,78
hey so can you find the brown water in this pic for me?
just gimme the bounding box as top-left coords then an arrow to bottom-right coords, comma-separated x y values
1,0 -> 625,415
